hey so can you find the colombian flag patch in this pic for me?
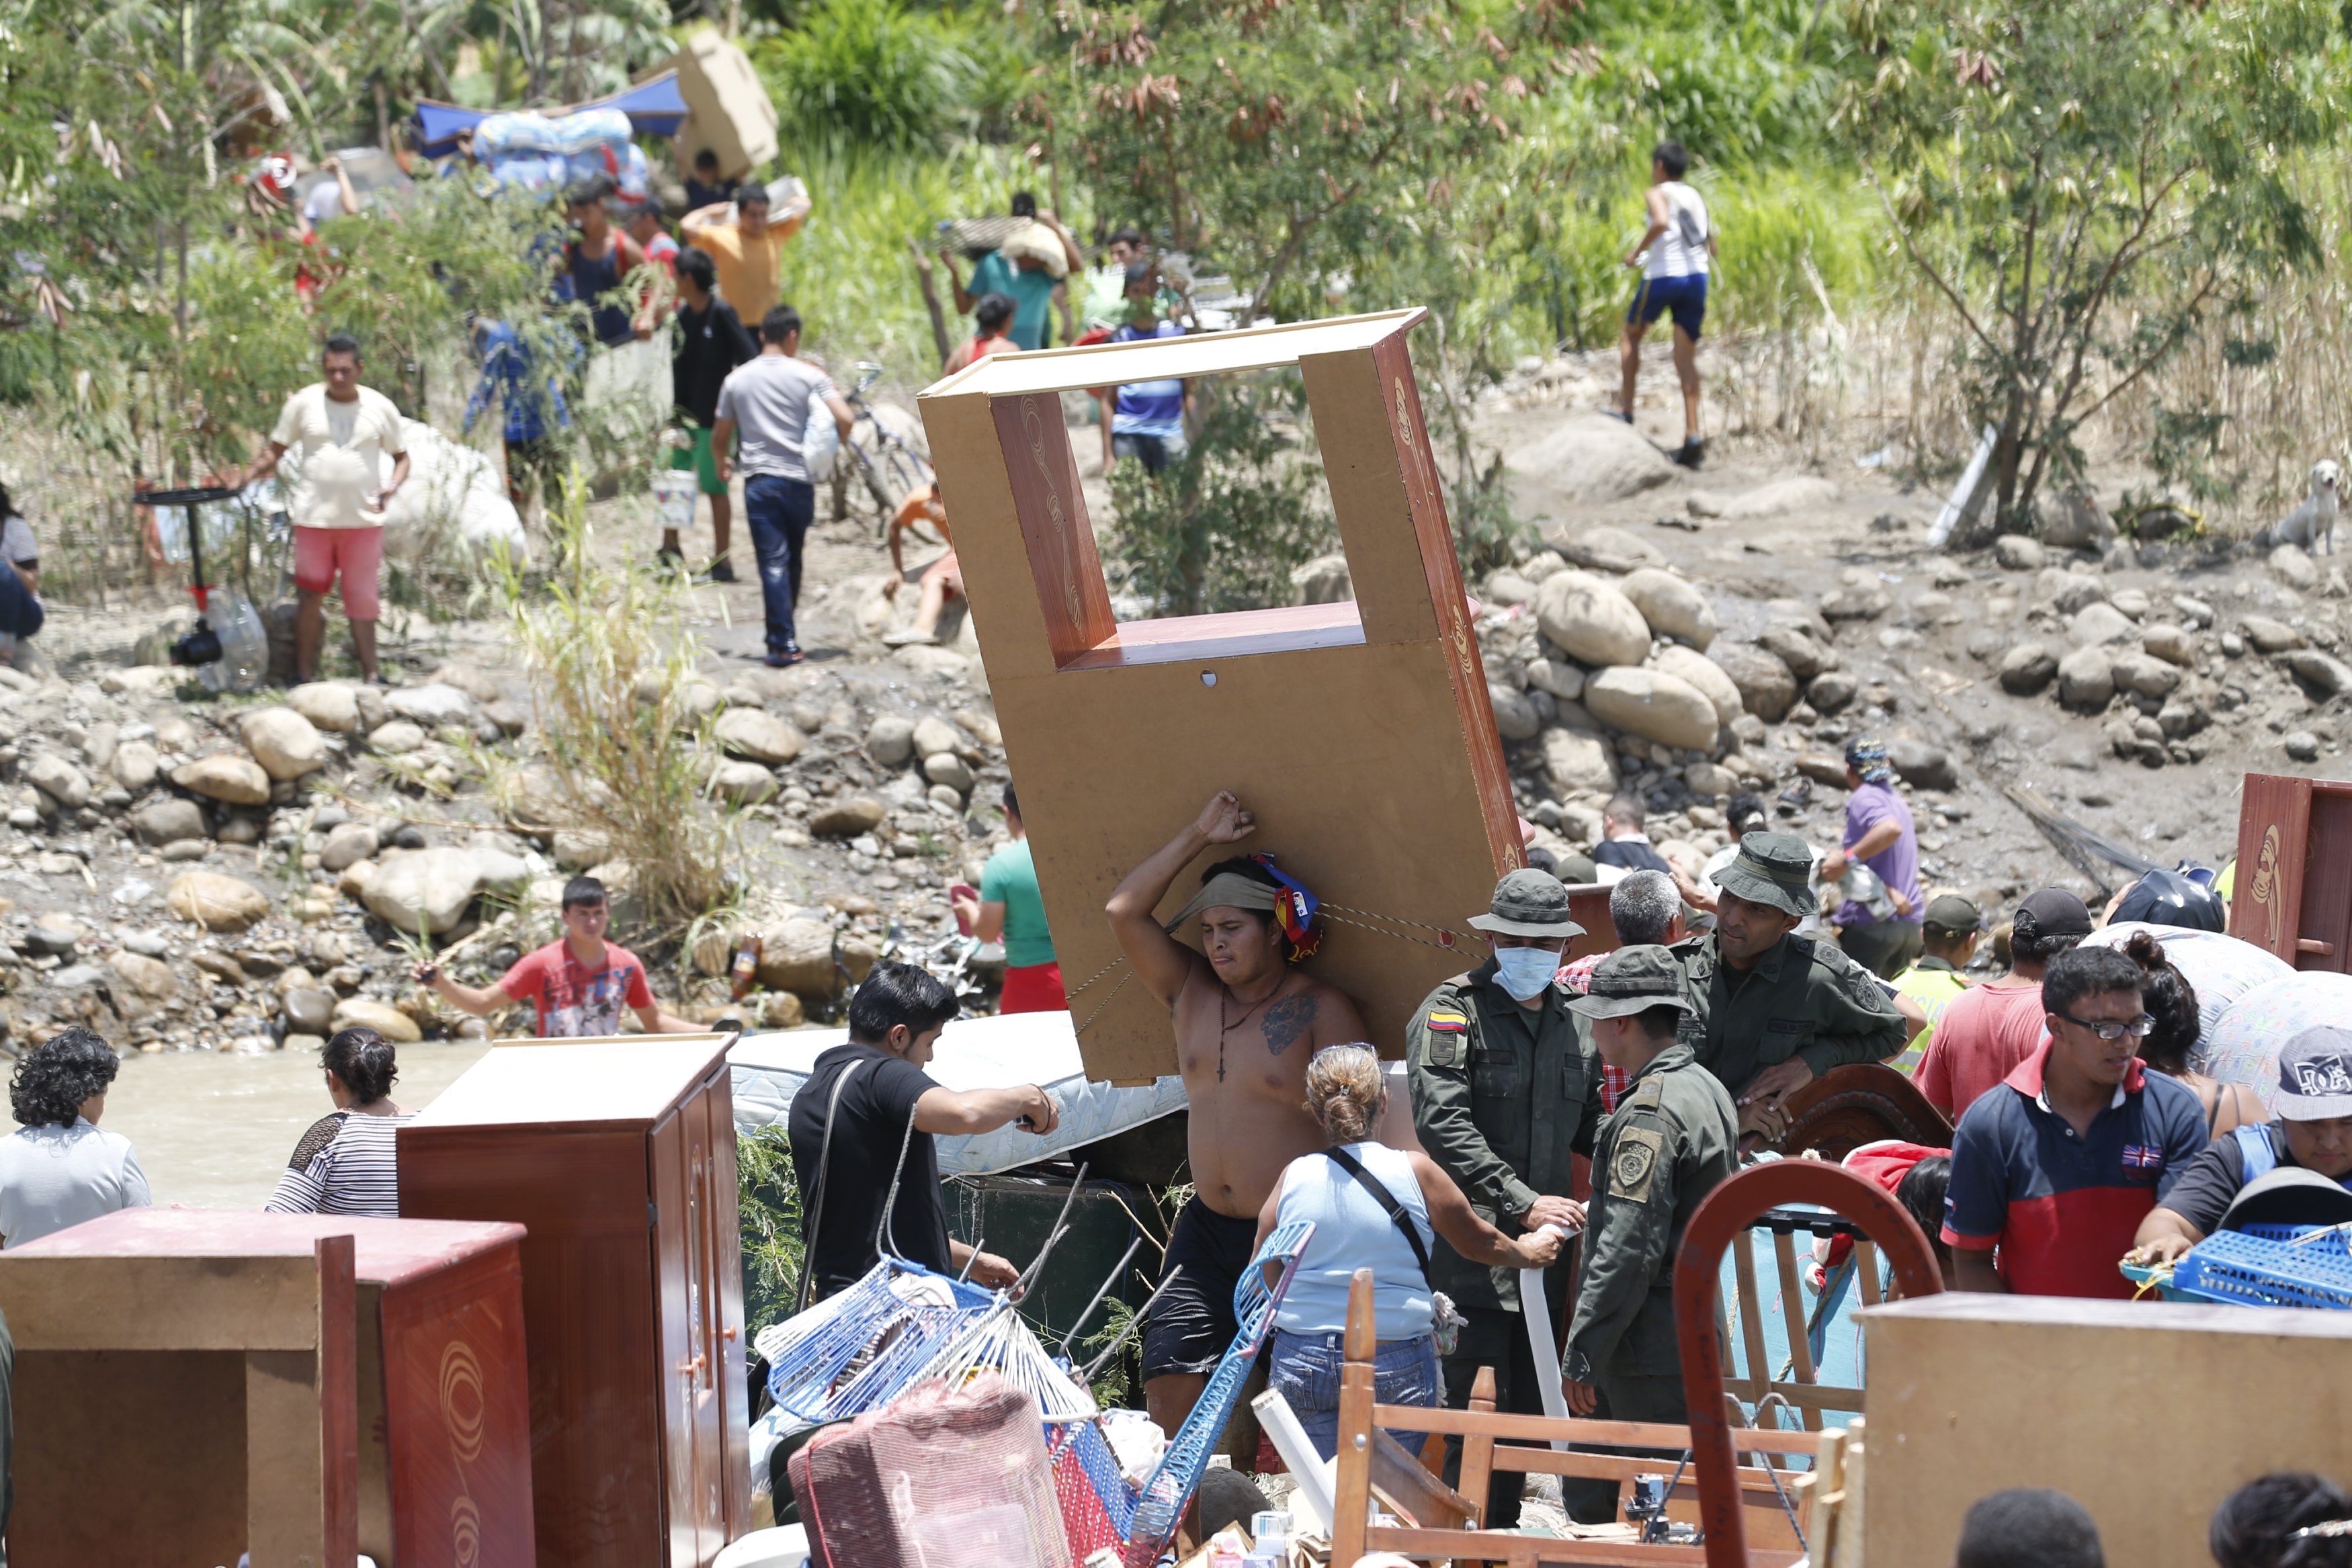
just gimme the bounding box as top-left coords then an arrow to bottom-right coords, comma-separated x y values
1427,1011 -> 1469,1032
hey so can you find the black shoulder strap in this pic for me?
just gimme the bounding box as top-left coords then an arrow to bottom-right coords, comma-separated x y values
792,1055 -> 873,1314
1325,1145 -> 1432,1278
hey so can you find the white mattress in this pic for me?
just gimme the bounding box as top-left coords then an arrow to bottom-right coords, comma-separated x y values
728,1011 -> 1189,1177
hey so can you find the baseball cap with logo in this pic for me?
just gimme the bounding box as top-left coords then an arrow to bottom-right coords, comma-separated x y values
1567,944 -> 1695,1020
1712,832 -> 1819,918
2277,1026 -> 2352,1120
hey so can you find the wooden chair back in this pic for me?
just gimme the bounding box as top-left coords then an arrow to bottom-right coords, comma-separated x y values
1329,1270 -> 1816,1567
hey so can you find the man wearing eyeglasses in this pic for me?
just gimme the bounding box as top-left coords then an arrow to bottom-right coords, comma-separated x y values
1941,945 -> 2206,1298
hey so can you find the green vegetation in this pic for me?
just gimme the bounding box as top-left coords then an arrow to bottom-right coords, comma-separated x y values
5,0 -> 2352,599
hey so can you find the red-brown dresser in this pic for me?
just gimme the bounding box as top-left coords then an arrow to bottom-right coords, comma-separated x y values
398,1035 -> 751,1567
0,1209 -> 533,1568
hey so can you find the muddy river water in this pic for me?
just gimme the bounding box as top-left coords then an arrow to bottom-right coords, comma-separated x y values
101,1041 -> 493,1210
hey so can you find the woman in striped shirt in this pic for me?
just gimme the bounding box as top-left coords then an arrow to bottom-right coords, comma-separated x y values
266,1027 -> 410,1216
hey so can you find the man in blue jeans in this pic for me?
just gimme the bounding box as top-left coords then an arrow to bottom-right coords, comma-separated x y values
711,303 -> 853,666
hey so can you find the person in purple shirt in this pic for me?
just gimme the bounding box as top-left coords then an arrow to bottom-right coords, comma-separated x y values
1820,736 -> 1922,980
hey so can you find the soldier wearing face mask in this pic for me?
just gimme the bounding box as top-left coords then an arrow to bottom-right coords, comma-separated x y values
1405,869 -> 1602,1528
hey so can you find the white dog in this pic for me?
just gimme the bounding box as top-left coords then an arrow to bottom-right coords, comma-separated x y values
2263,460 -> 2341,555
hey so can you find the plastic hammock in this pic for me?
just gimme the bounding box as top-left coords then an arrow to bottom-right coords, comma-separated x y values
755,1256 -> 997,1425
915,1297 -> 1101,1424
1121,1219 -> 1315,1568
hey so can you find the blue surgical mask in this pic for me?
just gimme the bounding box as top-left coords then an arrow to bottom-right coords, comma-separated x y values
1492,946 -> 1560,1001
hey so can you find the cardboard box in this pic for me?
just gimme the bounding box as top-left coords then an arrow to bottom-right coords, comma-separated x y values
2230,771 -> 2352,970
668,30 -> 778,181
918,310 -> 1524,1084
1863,1292 -> 2352,1567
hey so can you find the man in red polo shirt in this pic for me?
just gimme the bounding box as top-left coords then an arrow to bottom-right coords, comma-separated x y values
1942,944 -> 2205,1298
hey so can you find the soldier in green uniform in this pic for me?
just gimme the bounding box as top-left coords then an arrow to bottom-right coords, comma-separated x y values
1561,944 -> 1740,1521
1671,830 -> 1906,1141
1405,869 -> 1598,1527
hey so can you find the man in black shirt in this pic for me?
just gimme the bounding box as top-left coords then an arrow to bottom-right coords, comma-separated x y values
786,962 -> 1060,1304
2130,1025 -> 2352,1263
664,245 -> 759,578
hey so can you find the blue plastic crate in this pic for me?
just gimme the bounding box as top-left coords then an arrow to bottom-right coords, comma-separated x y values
2174,1229 -> 2352,1311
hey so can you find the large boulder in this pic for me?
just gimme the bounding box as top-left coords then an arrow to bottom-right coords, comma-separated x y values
319,821 -> 379,871
713,708 -> 806,766
108,951 -> 179,1001
808,797 -> 888,838
1488,685 -> 1543,742
1708,642 -> 1800,722
1619,569 -> 1718,651
1554,525 -> 1667,574
173,753 -> 271,806
111,740 -> 159,793
1755,623 -> 1837,681
1541,724 -> 1619,796
755,916 -> 880,1000
132,797 -> 208,846
923,752 -> 976,793
865,715 -> 916,767
2068,601 -> 2138,648
1998,642 -> 2060,695
1534,570 -> 1652,668
168,871 -> 270,932
2112,651 -> 2183,699
1994,535 -> 2046,572
2271,544 -> 2321,591
2057,646 -> 2116,711
22,753 -> 90,810
1583,666 -> 1720,752
1291,552 -> 1353,605
911,716 -> 967,759
241,707 -> 328,781
1651,644 -> 1743,727
1889,740 -> 1960,791
331,996 -> 423,1044
2287,649 -> 2352,699
2033,568 -> 2109,616
2241,615 -> 2306,655
362,847 -> 522,936
1525,656 -> 1585,702
287,682 -> 363,734
2142,623 -> 2197,666
1506,415 -> 1678,507
2035,489 -> 2115,550
709,760 -> 780,805
384,683 -> 474,725
1683,474 -> 1840,521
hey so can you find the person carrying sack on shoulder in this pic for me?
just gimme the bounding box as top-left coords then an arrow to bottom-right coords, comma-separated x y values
1253,1043 -> 1566,1461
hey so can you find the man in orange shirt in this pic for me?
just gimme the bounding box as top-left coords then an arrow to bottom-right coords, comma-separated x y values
681,179 -> 811,324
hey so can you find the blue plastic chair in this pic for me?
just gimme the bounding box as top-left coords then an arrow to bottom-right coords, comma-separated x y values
1120,1219 -> 1314,1567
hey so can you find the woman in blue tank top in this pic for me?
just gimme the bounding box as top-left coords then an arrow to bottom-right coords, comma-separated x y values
1253,1044 -> 1570,1459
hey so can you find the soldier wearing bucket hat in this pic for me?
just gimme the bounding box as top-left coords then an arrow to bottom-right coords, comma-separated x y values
2131,1025 -> 2352,1266
1554,946 -> 1738,1517
1667,831 -> 1905,1127
1406,869 -> 1602,1527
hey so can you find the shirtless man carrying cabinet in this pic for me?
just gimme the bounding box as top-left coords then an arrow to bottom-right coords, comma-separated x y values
1107,790 -> 1371,1443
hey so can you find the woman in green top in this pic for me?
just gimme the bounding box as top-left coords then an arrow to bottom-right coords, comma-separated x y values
954,784 -> 1065,1013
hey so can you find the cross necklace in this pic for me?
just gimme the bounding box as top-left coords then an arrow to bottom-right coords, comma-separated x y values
1218,975 -> 1289,1082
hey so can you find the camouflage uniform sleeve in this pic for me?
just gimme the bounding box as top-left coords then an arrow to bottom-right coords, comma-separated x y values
1795,949 -> 1908,1078
1562,1103 -> 1679,1383
1406,996 -> 1539,1223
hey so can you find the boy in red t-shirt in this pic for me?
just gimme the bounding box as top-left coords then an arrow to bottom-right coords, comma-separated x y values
416,875 -> 702,1037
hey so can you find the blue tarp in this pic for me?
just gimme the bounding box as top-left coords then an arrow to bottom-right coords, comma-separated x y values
411,72 -> 690,159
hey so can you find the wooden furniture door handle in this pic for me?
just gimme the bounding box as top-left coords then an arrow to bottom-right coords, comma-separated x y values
678,1354 -> 706,1377
722,1325 -> 739,1342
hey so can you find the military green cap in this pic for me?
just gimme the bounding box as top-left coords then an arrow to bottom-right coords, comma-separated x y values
1467,868 -> 1586,939
1567,944 -> 1694,1019
1713,831 -> 1819,918
1922,893 -> 1982,934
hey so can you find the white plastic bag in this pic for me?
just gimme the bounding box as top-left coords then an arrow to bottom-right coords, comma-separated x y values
652,468 -> 697,530
801,400 -> 840,483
